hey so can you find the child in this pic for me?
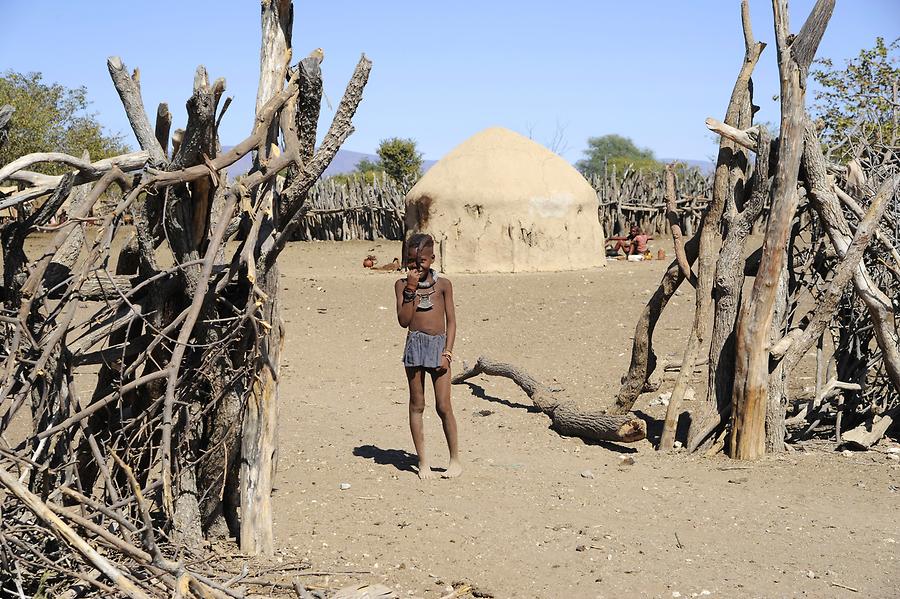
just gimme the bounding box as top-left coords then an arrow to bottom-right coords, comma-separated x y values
607,225 -> 652,260
627,227 -> 652,261
606,225 -> 640,257
394,233 -> 461,480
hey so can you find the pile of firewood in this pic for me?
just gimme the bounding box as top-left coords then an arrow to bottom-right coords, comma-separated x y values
0,1 -> 372,595
613,0 -> 899,458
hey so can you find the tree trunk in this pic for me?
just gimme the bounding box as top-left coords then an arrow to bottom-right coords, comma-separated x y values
612,234 -> 700,415
240,266 -> 282,556
687,128 -> 771,453
237,0 -> 293,556
730,0 -> 834,460
454,356 -> 646,443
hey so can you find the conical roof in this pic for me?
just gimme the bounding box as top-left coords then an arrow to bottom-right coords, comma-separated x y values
407,127 -> 596,208
404,127 -> 605,273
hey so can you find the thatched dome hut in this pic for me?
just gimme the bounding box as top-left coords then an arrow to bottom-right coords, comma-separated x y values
404,127 -> 605,273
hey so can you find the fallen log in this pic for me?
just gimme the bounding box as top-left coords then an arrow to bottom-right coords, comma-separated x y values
452,356 -> 646,443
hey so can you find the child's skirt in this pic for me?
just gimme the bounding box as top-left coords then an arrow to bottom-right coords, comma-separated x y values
402,330 -> 446,369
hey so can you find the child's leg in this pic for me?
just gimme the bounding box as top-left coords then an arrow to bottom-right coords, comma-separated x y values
431,367 -> 462,478
406,366 -> 436,479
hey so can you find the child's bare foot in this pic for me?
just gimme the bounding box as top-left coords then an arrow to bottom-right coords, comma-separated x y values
417,463 -> 438,480
442,459 -> 463,478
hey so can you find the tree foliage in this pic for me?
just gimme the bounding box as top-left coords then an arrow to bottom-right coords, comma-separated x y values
356,157 -> 384,176
326,157 -> 385,186
576,134 -> 661,178
811,37 -> 899,160
0,71 -> 129,174
376,136 -> 422,186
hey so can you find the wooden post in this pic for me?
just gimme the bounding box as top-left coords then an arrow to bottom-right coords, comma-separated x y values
730,0 -> 834,460
239,0 -> 292,557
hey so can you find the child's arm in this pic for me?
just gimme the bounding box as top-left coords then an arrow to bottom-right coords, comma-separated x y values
441,279 -> 457,370
395,271 -> 421,328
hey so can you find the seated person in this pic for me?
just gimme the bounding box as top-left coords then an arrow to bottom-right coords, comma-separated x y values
606,225 -> 653,259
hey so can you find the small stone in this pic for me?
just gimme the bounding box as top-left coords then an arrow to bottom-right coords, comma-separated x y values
581,470 -> 595,479
842,450 -> 854,457
575,544 -> 587,552
700,591 -> 711,596
653,392 -> 672,407
673,441 -> 683,449
642,486 -> 649,491
339,482 -> 351,490
807,570 -> 816,579
672,592 -> 682,598
619,456 -> 636,466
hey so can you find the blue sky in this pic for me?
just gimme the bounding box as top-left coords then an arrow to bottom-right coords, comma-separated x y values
3,1 -> 897,163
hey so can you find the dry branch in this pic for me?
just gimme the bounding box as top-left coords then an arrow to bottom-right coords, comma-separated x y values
801,122 -> 900,396
107,56 -> 167,165
780,175 -> 898,371
664,164 -> 696,288
454,356 -> 646,443
612,232 -> 701,414
0,466 -> 152,599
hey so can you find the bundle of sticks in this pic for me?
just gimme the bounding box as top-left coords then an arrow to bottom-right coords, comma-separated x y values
0,1 -> 372,595
611,0 -> 899,458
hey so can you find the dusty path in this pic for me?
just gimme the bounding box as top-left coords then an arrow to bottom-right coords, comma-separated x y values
269,240 -> 899,598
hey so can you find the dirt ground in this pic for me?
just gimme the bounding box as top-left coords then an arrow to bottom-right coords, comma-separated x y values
266,239 -> 900,599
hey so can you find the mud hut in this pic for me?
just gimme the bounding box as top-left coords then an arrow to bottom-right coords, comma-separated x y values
405,127 -> 606,273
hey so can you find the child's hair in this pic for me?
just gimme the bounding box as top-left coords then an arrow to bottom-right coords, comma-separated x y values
405,233 -> 434,261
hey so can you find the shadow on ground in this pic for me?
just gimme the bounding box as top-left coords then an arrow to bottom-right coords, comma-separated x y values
353,445 -> 417,473
460,382 -> 541,413
634,409 -> 692,447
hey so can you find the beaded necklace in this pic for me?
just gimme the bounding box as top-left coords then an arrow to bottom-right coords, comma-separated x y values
416,269 -> 439,310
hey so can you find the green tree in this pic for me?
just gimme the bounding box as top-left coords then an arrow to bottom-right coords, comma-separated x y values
326,157 -> 385,186
576,134 -> 661,178
376,137 -> 422,185
328,170 -> 388,187
811,37 -> 899,160
355,157 -> 384,176
0,71 -> 129,174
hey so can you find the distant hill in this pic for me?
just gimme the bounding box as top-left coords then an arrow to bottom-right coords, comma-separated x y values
221,146 -> 712,179
222,147 -> 436,179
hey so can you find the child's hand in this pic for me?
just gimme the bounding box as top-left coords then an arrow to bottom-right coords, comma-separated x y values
405,268 -> 423,289
438,350 -> 452,373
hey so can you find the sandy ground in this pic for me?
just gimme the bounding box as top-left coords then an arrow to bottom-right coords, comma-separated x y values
266,240 -> 900,599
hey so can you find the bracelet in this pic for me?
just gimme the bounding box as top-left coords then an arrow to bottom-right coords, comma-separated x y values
402,288 -> 416,303
442,350 -> 453,361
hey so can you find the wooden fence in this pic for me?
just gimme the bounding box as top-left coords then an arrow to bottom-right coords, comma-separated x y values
590,164 -> 711,237
290,166 -> 712,241
290,174 -> 405,241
